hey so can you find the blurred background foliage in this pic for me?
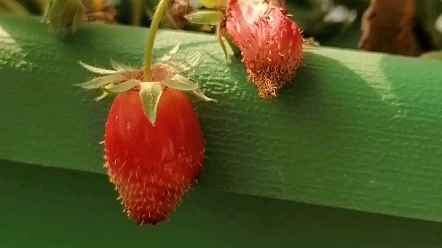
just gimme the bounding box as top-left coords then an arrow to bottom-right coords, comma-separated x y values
1,0 -> 442,52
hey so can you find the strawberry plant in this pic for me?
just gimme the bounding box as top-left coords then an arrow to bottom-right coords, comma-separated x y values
75,0 -> 215,225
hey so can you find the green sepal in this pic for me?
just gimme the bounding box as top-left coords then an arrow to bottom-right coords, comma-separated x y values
139,82 -> 163,125
164,74 -> 198,91
184,10 -> 224,25
168,52 -> 202,73
79,61 -> 117,75
198,0 -> 227,9
110,60 -> 134,71
158,45 -> 180,63
94,90 -> 109,101
192,88 -> 217,102
75,74 -> 126,89
106,79 -> 139,93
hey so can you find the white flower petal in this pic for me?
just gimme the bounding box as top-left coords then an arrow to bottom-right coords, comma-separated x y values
139,82 -> 163,125
79,61 -> 117,75
164,74 -> 198,91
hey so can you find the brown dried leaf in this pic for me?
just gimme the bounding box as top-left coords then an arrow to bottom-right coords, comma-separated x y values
358,0 -> 437,56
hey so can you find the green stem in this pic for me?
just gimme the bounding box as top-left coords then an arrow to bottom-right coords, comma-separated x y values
131,0 -> 143,26
0,0 -> 30,16
144,0 -> 171,81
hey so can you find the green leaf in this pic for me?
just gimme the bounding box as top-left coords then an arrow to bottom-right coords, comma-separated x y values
139,82 -> 163,125
70,3 -> 83,33
0,0 -> 30,16
43,0 -> 85,33
184,10 -> 224,25
164,74 -> 198,91
420,50 -> 442,62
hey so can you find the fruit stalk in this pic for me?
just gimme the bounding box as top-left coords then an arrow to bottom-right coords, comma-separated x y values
144,0 -> 172,81
0,0 -> 30,16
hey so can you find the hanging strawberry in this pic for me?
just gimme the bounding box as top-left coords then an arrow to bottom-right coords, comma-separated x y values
76,0 -> 215,225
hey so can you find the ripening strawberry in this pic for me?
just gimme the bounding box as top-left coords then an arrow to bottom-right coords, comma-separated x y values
105,88 -> 204,224
185,0 -> 314,99
225,0 -> 304,99
77,46 -> 216,224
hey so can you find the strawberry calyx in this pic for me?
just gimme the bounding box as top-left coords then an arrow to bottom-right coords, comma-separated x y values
76,45 -> 216,125
184,0 -> 232,63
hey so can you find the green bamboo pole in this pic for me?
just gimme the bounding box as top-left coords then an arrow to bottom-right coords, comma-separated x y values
1,15 -> 442,223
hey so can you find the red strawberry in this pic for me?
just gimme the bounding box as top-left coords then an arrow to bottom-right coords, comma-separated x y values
76,46 -> 215,224
224,0 -> 304,99
105,88 -> 204,224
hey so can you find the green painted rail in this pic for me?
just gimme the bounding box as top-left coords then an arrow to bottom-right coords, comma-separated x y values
0,159 -> 441,247
1,14 -> 442,238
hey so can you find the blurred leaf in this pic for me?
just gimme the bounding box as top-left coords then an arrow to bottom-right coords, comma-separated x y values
42,0 -> 85,33
286,0 -> 363,45
321,21 -> 362,49
358,0 -> 437,56
420,49 -> 442,62
416,0 -> 442,48
0,0 -> 30,15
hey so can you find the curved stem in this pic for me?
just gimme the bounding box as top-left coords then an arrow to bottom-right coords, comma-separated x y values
144,0 -> 171,81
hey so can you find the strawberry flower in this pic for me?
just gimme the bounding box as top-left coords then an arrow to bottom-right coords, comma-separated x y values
76,45 -> 216,125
